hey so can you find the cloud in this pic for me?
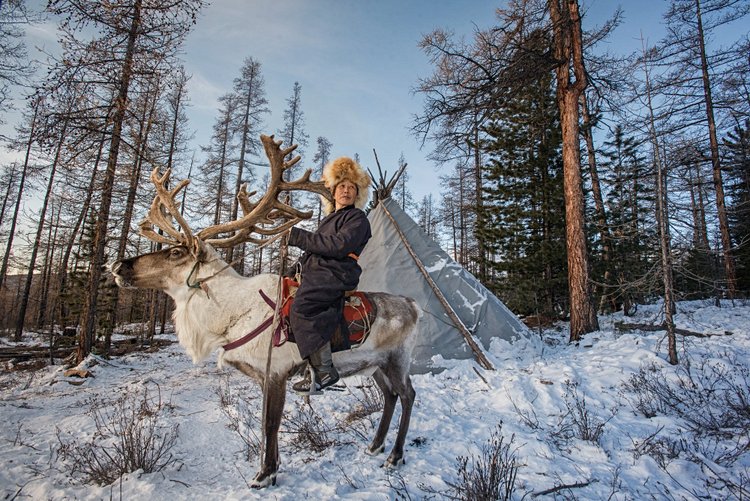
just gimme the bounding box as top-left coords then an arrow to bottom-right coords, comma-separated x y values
26,20 -> 59,45
184,69 -> 225,113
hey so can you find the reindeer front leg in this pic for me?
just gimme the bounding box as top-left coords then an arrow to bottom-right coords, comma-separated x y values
252,374 -> 288,488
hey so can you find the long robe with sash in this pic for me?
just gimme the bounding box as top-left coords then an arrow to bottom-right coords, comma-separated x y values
287,204 -> 371,359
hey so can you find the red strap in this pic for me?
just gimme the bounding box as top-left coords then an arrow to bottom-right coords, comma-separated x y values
222,289 -> 281,352
222,316 -> 274,351
258,289 -> 276,309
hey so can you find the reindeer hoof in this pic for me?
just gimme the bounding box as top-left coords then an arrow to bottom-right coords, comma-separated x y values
382,456 -> 405,469
366,444 -> 385,456
251,471 -> 277,489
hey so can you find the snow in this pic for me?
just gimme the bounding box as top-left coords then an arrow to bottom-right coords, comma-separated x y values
423,256 -> 450,273
1,299 -> 749,500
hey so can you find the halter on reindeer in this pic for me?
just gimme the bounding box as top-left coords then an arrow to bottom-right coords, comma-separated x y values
111,134 -> 419,488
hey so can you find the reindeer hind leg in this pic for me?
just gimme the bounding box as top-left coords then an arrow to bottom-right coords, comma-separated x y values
366,368 -> 397,456
383,370 -> 415,468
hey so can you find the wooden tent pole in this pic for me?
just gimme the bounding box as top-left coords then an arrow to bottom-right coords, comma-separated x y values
380,201 -> 495,371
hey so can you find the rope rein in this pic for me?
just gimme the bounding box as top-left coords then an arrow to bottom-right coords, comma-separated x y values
186,232 -> 289,298
259,228 -> 290,467
185,256 -> 241,299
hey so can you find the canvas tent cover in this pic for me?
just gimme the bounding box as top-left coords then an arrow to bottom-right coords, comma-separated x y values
358,197 -> 540,374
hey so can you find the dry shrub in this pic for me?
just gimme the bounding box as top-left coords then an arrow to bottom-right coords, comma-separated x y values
215,375 -> 261,461
623,353 -> 750,436
56,385 -> 179,485
622,353 -> 750,467
630,427 -> 687,469
343,379 -> 384,425
447,424 -> 520,501
286,402 -> 338,454
552,380 -> 611,444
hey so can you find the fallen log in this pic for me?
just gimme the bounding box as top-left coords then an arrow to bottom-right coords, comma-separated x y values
614,321 -> 733,338
0,346 -> 74,361
0,337 -> 175,363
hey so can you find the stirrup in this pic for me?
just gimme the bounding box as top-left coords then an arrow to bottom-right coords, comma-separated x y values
292,365 -> 342,395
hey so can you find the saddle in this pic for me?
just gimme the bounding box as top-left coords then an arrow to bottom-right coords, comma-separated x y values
220,277 -> 377,354
279,277 -> 377,351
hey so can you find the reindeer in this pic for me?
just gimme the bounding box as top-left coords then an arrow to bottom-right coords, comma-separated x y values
111,135 -> 419,488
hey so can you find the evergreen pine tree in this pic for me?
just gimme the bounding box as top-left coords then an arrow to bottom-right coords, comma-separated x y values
598,125 -> 657,310
479,31 -> 567,318
724,120 -> 750,293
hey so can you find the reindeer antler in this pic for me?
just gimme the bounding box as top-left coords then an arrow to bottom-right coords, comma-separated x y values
138,134 -> 334,251
139,168 -> 196,250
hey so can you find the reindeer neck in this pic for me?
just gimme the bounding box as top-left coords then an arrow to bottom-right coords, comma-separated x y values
168,270 -> 280,363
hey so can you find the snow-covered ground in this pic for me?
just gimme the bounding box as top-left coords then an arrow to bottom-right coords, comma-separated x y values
1,299 -> 748,500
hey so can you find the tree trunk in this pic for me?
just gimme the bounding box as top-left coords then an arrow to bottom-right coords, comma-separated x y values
473,121 -> 487,282
180,153 -> 195,219
1,97 -> 41,290
146,289 -> 157,340
0,164 -> 19,226
456,165 -> 469,269
580,94 -> 615,313
688,160 -> 710,250
159,293 -> 169,334
450,197 -> 458,262
15,116 -> 65,341
77,0 -> 142,363
214,107 -> 232,226
695,0 -> 736,297
560,92 -> 598,339
104,83 -> 159,355
36,199 -> 61,329
656,140 -> 678,365
227,74 -> 256,269
56,131 -> 106,330
641,38 -> 677,364
166,78 -> 182,172
549,0 -> 599,341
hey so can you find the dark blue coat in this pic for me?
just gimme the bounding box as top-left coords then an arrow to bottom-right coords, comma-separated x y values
287,205 -> 372,359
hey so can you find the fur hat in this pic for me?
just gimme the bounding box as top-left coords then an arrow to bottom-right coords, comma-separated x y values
320,156 -> 371,214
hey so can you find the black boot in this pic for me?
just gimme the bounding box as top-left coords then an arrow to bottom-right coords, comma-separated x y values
292,342 -> 340,394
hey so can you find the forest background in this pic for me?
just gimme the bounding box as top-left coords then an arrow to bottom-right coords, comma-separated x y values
0,0 -> 748,363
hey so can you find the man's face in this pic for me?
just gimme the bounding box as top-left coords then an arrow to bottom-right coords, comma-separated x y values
334,180 -> 358,209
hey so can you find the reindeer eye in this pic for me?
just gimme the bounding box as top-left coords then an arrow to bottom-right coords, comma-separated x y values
169,247 -> 185,258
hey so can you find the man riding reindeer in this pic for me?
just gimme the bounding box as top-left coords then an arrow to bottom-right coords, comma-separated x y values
286,156 -> 372,394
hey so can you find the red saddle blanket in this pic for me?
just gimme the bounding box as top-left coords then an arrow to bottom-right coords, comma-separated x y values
279,277 -> 377,347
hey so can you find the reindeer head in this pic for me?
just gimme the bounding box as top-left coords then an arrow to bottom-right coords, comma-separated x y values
112,134 -> 333,292
112,245 -> 191,289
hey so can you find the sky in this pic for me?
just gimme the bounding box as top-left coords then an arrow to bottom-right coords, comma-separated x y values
173,0 -> 664,200
177,0 -> 524,199
1,298 -> 749,499
5,0 -> 675,203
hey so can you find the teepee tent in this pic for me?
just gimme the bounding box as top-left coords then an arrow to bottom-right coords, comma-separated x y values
358,195 -> 540,374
